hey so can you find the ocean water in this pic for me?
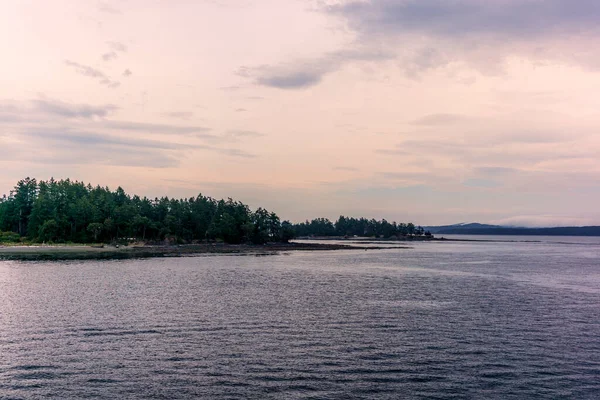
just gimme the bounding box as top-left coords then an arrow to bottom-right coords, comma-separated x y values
1,237 -> 600,399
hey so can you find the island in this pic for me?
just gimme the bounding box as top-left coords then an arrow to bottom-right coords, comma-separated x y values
0,178 -> 427,260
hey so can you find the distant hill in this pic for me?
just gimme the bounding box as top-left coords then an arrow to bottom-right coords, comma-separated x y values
425,223 -> 502,234
424,223 -> 600,236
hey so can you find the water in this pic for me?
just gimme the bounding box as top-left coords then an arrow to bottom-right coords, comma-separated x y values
1,237 -> 600,399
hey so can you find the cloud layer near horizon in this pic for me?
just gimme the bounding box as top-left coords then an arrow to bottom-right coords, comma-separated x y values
1,0 -> 599,226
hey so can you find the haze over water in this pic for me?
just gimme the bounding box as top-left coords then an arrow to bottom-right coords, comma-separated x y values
1,237 -> 600,399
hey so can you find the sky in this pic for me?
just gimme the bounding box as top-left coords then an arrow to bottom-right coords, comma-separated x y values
1,0 -> 600,227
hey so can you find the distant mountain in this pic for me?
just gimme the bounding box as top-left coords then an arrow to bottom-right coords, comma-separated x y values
424,223 -> 600,236
424,223 -> 502,234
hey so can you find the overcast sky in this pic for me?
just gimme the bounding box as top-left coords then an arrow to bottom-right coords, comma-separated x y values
1,0 -> 599,226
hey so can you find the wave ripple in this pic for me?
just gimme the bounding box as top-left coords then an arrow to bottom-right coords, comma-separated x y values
1,243 -> 600,398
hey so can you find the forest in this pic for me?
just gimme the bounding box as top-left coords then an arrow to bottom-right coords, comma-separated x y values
0,178 -> 429,244
294,216 -> 429,238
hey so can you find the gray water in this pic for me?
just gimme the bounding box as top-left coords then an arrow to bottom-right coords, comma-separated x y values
1,237 -> 600,399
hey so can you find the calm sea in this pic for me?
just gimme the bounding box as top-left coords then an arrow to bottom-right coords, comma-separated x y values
1,236 -> 600,399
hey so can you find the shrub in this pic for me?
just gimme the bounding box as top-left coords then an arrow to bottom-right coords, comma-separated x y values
0,231 -> 21,243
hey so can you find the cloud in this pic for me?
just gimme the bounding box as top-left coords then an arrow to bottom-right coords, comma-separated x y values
377,138 -> 575,168
218,130 -> 265,142
122,69 -> 132,77
0,98 -> 257,172
0,99 -> 213,137
0,103 -> 26,123
240,47 -> 391,89
324,0 -> 600,75
39,146 -> 178,169
103,120 -> 212,136
373,118 -> 599,194
491,215 -> 597,228
102,51 -> 118,61
240,1 -> 600,90
217,148 -> 256,158
32,98 -> 118,119
107,41 -> 127,52
64,60 -> 104,78
22,129 -> 184,150
461,167 -> 521,188
99,79 -> 120,89
15,128 -> 254,166
101,42 -> 127,62
1,98 -> 119,122
234,108 -> 248,112
329,0 -> 600,40
241,61 -> 330,89
65,60 -> 120,88
257,71 -> 324,89
20,148 -> 178,168
8,128 -> 181,168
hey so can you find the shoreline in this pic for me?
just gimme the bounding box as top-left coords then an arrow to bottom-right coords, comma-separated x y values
297,236 -> 555,244
0,242 -> 406,261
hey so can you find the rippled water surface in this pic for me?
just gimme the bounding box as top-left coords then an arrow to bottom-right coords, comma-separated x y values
1,237 -> 600,399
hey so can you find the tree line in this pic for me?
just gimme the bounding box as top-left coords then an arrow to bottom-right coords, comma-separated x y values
0,178 -> 429,244
0,178 -> 293,244
292,216 -> 430,238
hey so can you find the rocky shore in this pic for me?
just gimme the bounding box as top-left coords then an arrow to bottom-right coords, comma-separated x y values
0,242 -> 401,261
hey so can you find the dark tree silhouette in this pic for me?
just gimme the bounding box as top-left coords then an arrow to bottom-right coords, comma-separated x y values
0,178 -> 291,244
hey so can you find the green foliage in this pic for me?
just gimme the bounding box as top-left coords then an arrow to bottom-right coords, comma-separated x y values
0,178 -> 427,244
38,219 -> 59,242
0,177 -> 37,236
0,178 -> 290,245
0,231 -> 21,243
293,216 -> 427,238
293,218 -> 336,237
280,221 -> 296,243
87,223 -> 104,242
